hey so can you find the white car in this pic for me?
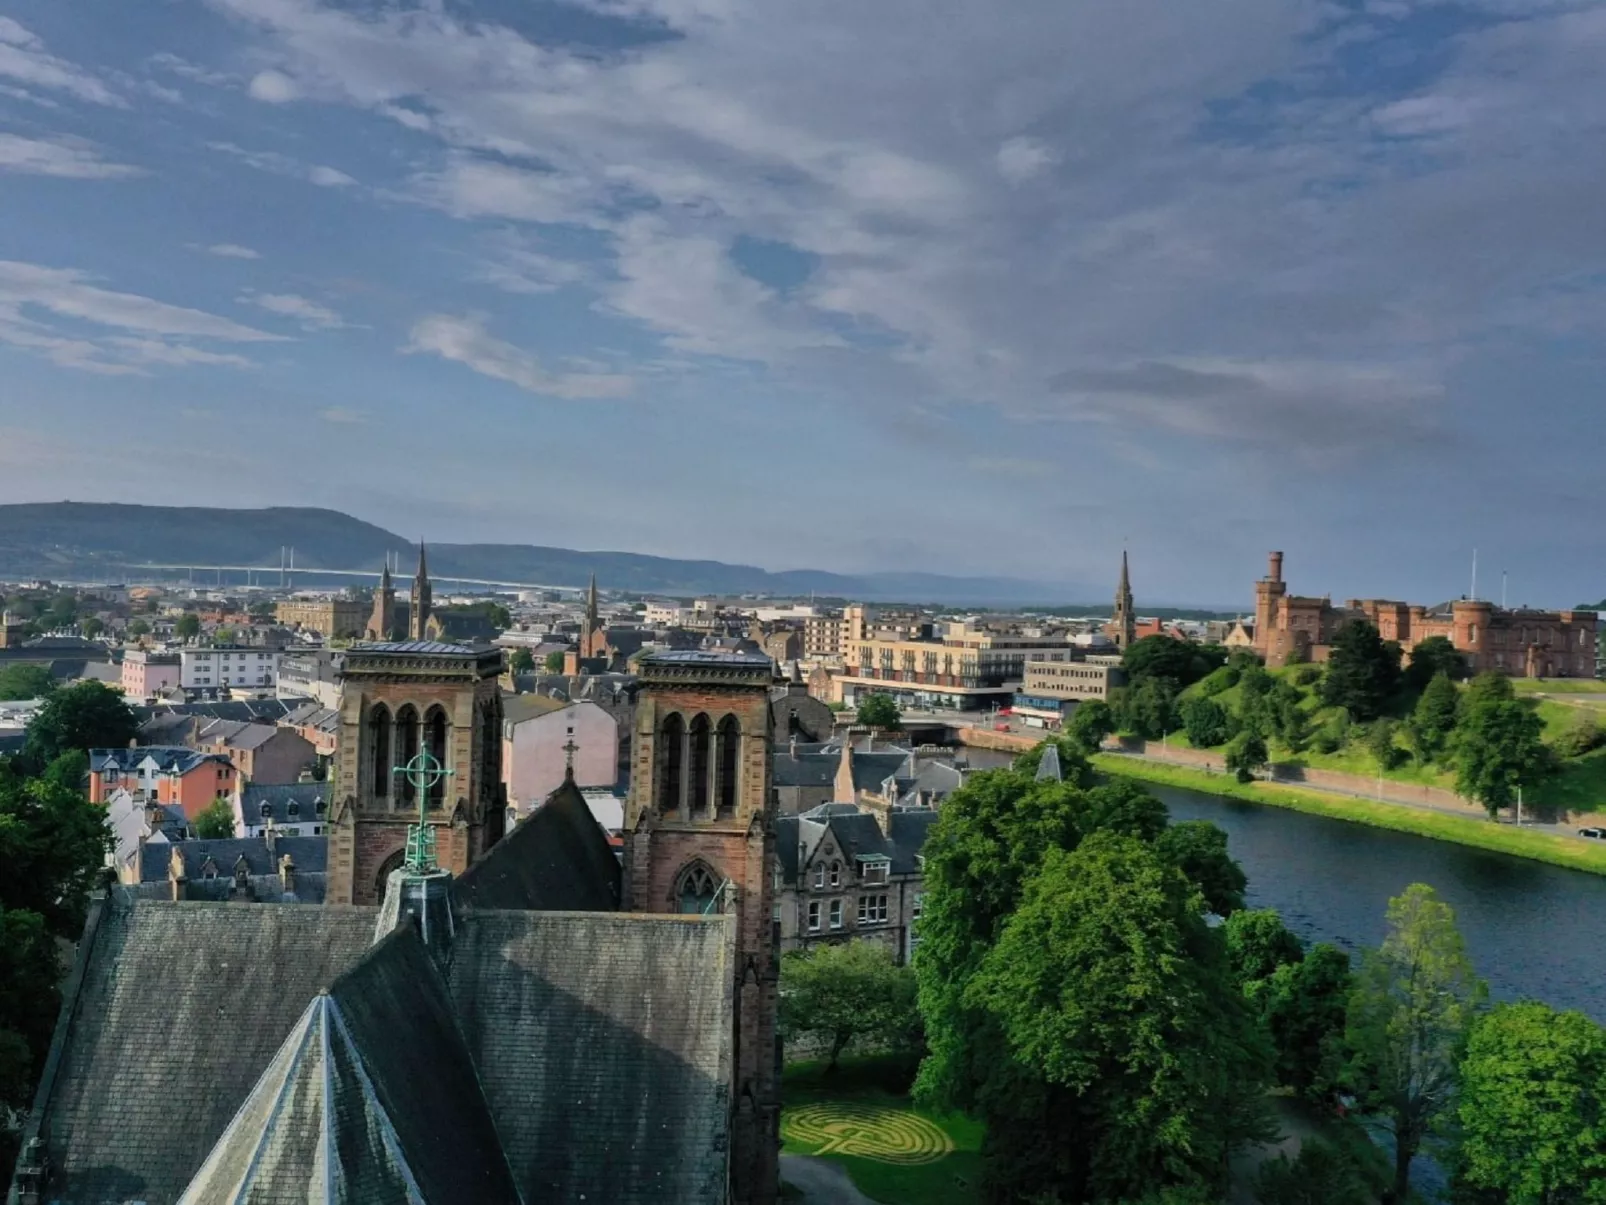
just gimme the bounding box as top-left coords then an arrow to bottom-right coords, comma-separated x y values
1578,827 -> 1605,841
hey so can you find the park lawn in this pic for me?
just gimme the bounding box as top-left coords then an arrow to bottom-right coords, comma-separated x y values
782,1057 -> 983,1205
1512,678 -> 1606,695
1093,755 -> 1606,876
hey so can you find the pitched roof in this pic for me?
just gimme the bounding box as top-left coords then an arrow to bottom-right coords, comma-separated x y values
777,805 -> 937,881
443,910 -> 733,1204
240,781 -> 331,820
452,778 -> 620,913
771,744 -> 910,792
142,835 -> 329,884
26,895 -> 379,1205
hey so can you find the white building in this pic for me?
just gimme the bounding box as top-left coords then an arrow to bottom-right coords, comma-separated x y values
502,697 -> 619,817
643,601 -> 690,627
180,645 -> 281,692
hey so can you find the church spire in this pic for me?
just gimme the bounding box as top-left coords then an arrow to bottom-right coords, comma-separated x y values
409,541 -> 433,641
1113,550 -> 1136,651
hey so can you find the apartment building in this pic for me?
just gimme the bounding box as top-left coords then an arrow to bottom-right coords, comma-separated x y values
120,649 -> 181,702
180,645 -> 280,693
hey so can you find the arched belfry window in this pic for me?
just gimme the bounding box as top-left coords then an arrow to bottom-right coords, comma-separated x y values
394,705 -> 419,804
677,863 -> 721,914
716,715 -> 740,816
688,714 -> 711,816
424,705 -> 449,807
368,704 -> 391,799
659,712 -> 684,813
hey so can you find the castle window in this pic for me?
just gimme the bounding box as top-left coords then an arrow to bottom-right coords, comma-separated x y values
367,704 -> 392,798
660,712 -> 685,812
677,864 -> 720,914
688,713 -> 712,815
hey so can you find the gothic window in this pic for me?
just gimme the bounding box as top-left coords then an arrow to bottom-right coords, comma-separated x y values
368,704 -> 391,798
688,713 -> 711,814
677,863 -> 720,914
716,714 -> 739,815
425,705 -> 449,807
375,848 -> 405,902
659,712 -> 685,813
394,705 -> 419,804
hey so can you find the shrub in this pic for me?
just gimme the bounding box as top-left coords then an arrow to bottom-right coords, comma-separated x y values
1554,714 -> 1606,759
1253,1140 -> 1369,1205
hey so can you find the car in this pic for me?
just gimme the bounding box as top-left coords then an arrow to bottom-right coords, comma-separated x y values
1578,827 -> 1605,840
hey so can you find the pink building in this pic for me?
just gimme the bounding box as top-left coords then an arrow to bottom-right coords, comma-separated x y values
121,649 -> 180,701
502,698 -> 619,816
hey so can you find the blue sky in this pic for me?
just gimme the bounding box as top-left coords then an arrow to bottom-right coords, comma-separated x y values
1,0 -> 1604,607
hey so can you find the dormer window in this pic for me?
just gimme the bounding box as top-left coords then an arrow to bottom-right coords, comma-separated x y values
287,801 -> 300,818
259,803 -> 271,819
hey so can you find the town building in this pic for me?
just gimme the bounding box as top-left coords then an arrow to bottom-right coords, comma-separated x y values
119,648 -> 180,702
235,781 -> 332,837
275,595 -> 370,639
194,717 -> 316,785
130,831 -> 329,903
14,644 -> 785,1205
276,647 -> 344,708
179,645 -> 281,693
1013,655 -> 1126,725
803,610 -> 845,659
502,696 -> 619,816
1252,551 -> 1599,677
89,746 -> 237,819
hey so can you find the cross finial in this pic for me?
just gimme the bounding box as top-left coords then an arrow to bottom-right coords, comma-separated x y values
394,749 -> 455,873
562,734 -> 579,781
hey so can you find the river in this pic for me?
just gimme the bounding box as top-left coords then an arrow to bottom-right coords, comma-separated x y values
960,750 -> 1606,1019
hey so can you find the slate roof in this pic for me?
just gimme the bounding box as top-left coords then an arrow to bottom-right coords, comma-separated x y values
23,896 -> 380,1205
354,640 -> 483,655
196,717 -> 281,750
240,781 -> 331,822
442,910 -> 733,1204
452,778 -> 620,913
140,835 -> 329,885
776,805 -> 937,883
91,746 -> 225,776
772,745 -> 910,792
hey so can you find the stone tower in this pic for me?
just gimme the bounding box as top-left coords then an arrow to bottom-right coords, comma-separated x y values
623,651 -> 779,1205
581,572 -> 603,658
327,641 -> 506,905
1112,550 -> 1136,650
0,610 -> 24,649
1253,551 -> 1287,662
408,543 -> 433,641
367,561 -> 395,641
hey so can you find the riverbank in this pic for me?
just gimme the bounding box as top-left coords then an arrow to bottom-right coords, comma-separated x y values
1093,754 -> 1606,877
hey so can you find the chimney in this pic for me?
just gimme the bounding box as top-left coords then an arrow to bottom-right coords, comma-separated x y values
1268,551 -> 1284,583
834,734 -> 856,805
278,852 -> 295,896
262,818 -> 275,856
789,734 -> 798,760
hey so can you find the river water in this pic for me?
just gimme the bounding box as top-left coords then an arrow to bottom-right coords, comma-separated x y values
959,750 -> 1606,1019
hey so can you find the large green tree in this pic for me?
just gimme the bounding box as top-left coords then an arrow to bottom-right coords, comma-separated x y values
1450,1001 -> 1606,1205
1408,672 -> 1461,764
1064,698 -> 1116,755
856,692 -> 903,730
1261,945 -> 1353,1101
967,833 -> 1271,1201
0,664 -> 55,701
1344,883 -> 1486,1203
1320,620 -> 1402,721
1153,820 -> 1246,917
1223,730 -> 1269,784
1117,675 -> 1180,740
1121,636 -> 1226,690
23,680 -> 139,769
1453,673 -> 1550,818
1179,696 -> 1232,748
192,797 -> 237,840
1224,908 -> 1304,986
508,647 -> 536,673
174,612 -> 201,641
779,939 -> 920,1072
1403,635 -> 1467,692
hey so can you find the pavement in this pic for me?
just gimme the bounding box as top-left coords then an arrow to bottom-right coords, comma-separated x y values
779,1155 -> 878,1205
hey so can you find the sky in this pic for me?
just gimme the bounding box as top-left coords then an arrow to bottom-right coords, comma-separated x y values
0,0 -> 1603,609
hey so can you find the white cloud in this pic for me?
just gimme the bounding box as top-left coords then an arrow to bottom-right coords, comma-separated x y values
204,243 -> 262,259
307,164 -> 355,187
996,136 -> 1057,184
241,291 -> 347,330
147,52 -> 235,87
0,133 -> 142,179
248,68 -> 300,102
406,314 -> 634,399
206,141 -> 356,189
0,17 -> 124,106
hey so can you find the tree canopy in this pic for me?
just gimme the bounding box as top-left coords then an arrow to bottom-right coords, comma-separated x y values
543,650 -> 566,673
1121,636 -> 1227,690
23,680 -> 139,769
779,939 -> 920,1072
1179,695 -> 1233,748
1403,635 -> 1467,691
856,692 -> 902,730
1064,698 -> 1116,754
1408,672 -> 1461,764
174,613 -> 201,641
192,797 -> 237,840
1453,673 -> 1550,817
0,664 -> 55,702
1319,620 -> 1402,721
508,647 -> 536,673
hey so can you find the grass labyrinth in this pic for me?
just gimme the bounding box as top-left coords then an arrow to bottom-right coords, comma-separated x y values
782,1057 -> 982,1205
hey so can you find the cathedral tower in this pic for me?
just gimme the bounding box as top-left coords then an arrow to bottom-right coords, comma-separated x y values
408,543 -> 433,641
366,561 -> 395,641
327,642 -> 505,905
623,651 -> 779,1205
1112,550 -> 1136,650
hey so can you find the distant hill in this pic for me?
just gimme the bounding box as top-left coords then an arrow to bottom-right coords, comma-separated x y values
0,502 -> 1081,605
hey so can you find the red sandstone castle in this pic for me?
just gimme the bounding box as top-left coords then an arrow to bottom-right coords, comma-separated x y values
1252,551 -> 1598,678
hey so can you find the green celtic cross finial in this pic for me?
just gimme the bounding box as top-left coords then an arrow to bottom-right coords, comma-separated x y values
394,749 -> 454,873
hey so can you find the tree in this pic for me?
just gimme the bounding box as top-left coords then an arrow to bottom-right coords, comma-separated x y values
779,939 -> 919,1072
1261,945 -> 1353,1101
214,625 -> 235,644
174,613 -> 201,641
1179,696 -> 1232,748
1367,718 -> 1405,772
1267,679 -> 1309,751
967,833 -> 1271,1201
126,618 -> 151,638
192,797 -> 237,840
1408,672 -> 1460,764
1118,675 -> 1179,740
248,599 -> 276,619
80,616 -> 104,639
543,650 -> 566,673
1554,712 -> 1605,759
1254,1141 -> 1370,1205
1320,621 -> 1402,721
1224,730 -> 1268,783
508,648 -> 536,673
1063,698 -> 1115,754
1224,908 -> 1304,986
1450,1001 -> 1606,1205
856,693 -> 902,730
0,664 -> 55,701
23,680 -> 139,768
1403,635 -> 1466,692
1154,820 -> 1247,917
1344,883 -> 1486,1203
1454,676 -> 1550,818
42,749 -> 88,792
0,772 -> 113,937
0,905 -> 65,1122
1122,636 -> 1225,690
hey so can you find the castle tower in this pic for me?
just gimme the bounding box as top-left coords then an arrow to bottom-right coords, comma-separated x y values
408,543 -> 433,641
0,610 -> 24,650
327,642 -> 506,905
1112,551 -> 1136,650
366,562 -> 395,641
623,651 -> 779,1205
1253,551 -> 1287,662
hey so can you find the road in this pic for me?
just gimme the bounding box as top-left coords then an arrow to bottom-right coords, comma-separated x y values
778,1155 -> 877,1205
